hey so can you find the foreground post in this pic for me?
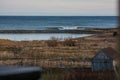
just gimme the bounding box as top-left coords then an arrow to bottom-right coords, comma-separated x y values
0,66 -> 42,80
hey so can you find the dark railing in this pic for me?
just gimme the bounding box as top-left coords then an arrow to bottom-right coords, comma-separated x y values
0,66 -> 42,80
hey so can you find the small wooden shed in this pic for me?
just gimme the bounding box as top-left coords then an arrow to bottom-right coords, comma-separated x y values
91,47 -> 118,71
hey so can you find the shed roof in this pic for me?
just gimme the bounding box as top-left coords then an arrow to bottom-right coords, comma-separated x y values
102,47 -> 119,60
92,47 -> 119,61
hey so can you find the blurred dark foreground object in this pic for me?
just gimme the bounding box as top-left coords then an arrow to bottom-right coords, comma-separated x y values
0,66 -> 42,80
113,32 -> 117,37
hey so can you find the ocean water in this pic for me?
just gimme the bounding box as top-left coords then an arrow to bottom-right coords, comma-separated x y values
0,16 -> 117,41
0,16 -> 118,30
0,33 -> 93,41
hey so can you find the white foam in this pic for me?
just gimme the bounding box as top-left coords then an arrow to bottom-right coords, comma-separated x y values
59,26 -> 79,30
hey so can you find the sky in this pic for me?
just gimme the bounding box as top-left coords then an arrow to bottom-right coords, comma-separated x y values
0,0 -> 118,16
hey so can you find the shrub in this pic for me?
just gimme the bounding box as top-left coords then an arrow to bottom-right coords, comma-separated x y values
46,37 -> 59,47
63,38 -> 76,46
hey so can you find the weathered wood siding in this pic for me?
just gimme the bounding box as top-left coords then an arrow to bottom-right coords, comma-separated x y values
92,50 -> 113,71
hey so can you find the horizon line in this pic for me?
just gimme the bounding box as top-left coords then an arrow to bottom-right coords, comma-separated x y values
0,15 -> 118,17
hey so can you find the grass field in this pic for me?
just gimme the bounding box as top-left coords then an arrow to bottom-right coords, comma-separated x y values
0,29 -> 119,80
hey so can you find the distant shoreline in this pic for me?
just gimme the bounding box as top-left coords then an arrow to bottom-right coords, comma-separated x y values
0,28 -> 117,34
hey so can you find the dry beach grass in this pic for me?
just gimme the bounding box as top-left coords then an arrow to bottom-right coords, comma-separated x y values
0,28 -> 119,80
0,29 -> 118,68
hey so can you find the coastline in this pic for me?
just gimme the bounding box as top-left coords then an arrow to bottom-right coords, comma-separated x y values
0,30 -> 99,34
0,28 -> 117,34
0,28 -> 117,41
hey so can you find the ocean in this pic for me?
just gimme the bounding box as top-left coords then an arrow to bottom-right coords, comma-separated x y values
0,16 -> 118,30
0,16 -> 118,41
0,33 -> 93,41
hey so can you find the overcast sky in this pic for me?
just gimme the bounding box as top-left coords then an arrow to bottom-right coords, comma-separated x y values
0,0 -> 118,16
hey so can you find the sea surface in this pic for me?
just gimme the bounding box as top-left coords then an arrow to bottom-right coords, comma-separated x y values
0,16 -> 118,30
0,33 -> 93,41
0,16 -> 118,41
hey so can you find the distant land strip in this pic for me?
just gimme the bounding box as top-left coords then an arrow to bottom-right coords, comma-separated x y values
0,28 -> 117,34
